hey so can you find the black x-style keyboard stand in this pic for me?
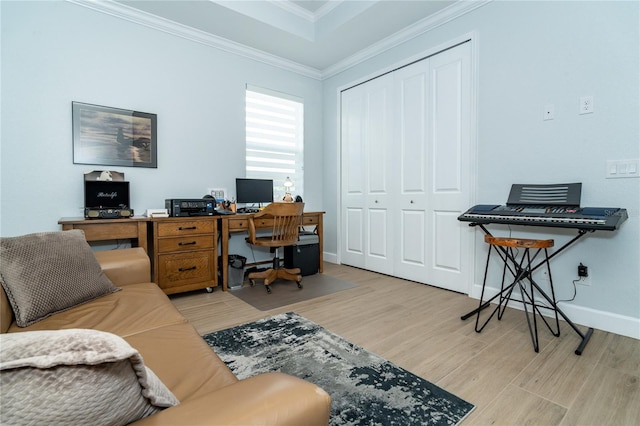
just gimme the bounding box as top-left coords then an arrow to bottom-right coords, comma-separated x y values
460,223 -> 595,355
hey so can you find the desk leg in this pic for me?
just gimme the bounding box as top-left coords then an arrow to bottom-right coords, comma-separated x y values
136,221 -> 148,254
317,214 -> 324,273
221,220 -> 229,291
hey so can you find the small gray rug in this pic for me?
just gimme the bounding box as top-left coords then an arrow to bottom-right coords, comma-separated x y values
203,312 -> 475,425
228,273 -> 357,311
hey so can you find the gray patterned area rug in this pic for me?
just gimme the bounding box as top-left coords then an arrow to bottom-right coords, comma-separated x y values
202,312 -> 474,425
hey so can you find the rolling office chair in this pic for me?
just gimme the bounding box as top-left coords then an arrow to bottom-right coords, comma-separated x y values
246,202 -> 304,294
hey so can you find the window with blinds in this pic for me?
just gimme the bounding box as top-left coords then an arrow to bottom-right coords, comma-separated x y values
245,86 -> 304,202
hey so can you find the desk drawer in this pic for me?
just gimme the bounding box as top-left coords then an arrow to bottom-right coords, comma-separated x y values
73,222 -> 140,241
226,218 -> 250,230
157,235 -> 214,254
157,220 -> 214,237
157,251 -> 214,290
301,215 -> 319,226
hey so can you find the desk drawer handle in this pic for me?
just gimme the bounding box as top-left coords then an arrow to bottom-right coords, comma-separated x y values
178,241 -> 197,246
178,226 -> 197,231
178,266 -> 197,272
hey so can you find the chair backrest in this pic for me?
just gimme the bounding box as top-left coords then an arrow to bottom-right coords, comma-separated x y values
247,202 -> 304,248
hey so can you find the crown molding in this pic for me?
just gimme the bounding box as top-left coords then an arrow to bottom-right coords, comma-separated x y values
67,0 -> 490,81
313,0 -> 345,20
66,0 -> 323,80
268,0 -> 317,22
266,0 -> 346,23
321,0 -> 491,79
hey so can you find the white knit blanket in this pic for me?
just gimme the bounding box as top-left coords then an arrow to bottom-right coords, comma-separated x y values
0,329 -> 178,426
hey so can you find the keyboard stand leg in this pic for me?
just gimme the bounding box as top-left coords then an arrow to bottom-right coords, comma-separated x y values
461,225 -> 595,355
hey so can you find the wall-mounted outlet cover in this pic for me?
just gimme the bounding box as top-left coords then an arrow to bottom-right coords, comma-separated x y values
579,95 -> 594,114
207,188 -> 227,202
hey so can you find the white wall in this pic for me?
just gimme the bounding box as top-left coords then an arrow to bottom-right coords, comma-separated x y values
2,1 -> 639,337
322,1 -> 639,337
1,1 -> 323,262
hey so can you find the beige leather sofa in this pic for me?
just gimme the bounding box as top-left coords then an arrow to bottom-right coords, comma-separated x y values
0,247 -> 331,425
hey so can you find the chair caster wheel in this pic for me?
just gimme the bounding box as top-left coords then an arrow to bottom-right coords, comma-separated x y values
249,279 -> 255,287
297,282 -> 303,289
266,285 -> 272,294
205,287 -> 214,293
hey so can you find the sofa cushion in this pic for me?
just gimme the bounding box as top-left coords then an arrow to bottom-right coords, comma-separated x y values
124,322 -> 239,401
7,283 -> 188,337
0,230 -> 120,327
0,328 -> 179,425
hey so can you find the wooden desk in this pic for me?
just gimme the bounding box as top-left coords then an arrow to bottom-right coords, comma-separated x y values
219,211 -> 324,291
58,217 -> 149,254
60,212 -> 324,293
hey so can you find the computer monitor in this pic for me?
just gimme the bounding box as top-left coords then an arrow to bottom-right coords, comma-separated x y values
235,178 -> 274,205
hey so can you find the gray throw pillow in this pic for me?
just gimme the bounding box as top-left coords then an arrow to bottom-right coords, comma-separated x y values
0,329 -> 179,425
0,230 -> 120,327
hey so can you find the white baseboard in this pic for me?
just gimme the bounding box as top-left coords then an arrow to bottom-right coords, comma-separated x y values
323,252 -> 338,265
468,283 -> 640,340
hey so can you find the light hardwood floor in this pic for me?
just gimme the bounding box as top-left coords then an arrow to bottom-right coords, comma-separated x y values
170,262 -> 640,425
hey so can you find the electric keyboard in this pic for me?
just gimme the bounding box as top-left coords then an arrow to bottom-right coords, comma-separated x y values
459,183 -> 628,231
458,204 -> 628,231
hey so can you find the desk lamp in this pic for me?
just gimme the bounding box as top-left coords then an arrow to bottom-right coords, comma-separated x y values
283,177 -> 294,202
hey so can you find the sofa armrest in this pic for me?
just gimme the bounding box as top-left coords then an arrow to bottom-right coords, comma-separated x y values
132,372 -> 331,426
94,248 -> 151,286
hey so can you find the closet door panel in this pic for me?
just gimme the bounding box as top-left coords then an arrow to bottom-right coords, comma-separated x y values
399,71 -> 427,194
341,87 -> 367,268
432,211 -> 462,272
367,86 -> 391,194
432,60 -> 463,192
368,208 -> 388,257
400,210 -> 426,265
426,42 -> 472,292
394,60 -> 430,282
345,208 -> 364,254
364,75 -> 394,274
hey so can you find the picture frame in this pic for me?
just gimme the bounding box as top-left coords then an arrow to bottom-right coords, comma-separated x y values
72,102 -> 157,168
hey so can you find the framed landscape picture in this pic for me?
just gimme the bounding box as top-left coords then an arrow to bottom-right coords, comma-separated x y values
72,102 -> 157,168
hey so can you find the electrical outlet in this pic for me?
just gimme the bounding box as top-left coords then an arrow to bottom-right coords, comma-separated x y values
578,263 -> 588,277
576,263 -> 591,286
579,96 -> 594,114
207,188 -> 227,202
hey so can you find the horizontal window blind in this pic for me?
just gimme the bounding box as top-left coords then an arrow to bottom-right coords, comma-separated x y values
245,87 -> 304,202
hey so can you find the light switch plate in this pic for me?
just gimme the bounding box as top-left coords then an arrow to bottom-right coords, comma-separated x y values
606,159 -> 640,179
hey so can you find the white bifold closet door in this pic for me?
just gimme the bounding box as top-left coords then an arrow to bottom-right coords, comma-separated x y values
341,73 -> 395,275
340,41 -> 473,294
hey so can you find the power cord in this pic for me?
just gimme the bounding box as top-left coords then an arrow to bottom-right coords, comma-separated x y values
557,278 -> 579,304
